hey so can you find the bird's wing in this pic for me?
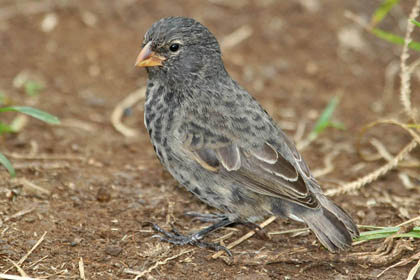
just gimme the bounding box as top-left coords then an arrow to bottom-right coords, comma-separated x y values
184,132 -> 319,209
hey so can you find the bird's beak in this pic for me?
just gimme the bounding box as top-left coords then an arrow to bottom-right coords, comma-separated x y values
135,41 -> 166,67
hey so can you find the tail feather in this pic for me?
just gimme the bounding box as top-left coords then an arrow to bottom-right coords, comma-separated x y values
315,194 -> 359,239
301,207 -> 353,252
272,196 -> 359,252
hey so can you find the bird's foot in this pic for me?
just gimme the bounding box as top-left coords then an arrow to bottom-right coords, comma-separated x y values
184,212 -> 269,240
151,223 -> 232,256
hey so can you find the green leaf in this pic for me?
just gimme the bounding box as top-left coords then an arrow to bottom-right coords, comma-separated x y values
357,225 -> 388,230
308,96 -> 341,140
371,28 -> 420,51
0,106 -> 60,124
411,19 -> 420,28
0,152 -> 15,177
329,121 -> 346,130
406,123 -> 420,128
371,0 -> 400,26
397,231 -> 420,239
23,80 -> 44,96
0,122 -> 15,134
355,226 -> 420,241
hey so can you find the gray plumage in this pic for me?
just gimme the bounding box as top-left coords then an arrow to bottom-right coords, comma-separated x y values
138,16 -> 359,252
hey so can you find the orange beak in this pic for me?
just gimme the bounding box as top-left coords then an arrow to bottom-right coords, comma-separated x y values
135,41 -> 166,67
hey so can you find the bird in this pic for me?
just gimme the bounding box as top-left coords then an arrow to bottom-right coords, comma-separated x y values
135,16 -> 359,254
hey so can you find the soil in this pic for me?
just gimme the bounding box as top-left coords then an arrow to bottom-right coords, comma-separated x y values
1,0 -> 420,279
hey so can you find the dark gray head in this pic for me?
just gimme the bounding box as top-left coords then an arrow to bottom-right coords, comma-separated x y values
135,17 -> 226,85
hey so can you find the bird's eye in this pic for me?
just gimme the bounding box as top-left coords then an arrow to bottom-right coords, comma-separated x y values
169,43 -> 180,52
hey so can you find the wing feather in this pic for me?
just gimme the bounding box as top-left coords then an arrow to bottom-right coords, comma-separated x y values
189,141 -> 318,208
216,145 -> 241,171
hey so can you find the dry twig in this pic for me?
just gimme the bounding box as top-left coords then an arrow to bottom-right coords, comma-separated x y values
111,87 -> 146,137
400,0 -> 420,123
397,215 -> 420,227
326,138 -> 417,196
60,118 -> 98,132
4,232 -> 47,274
223,239 -> 413,268
268,227 -> 309,236
0,274 -> 40,280
78,257 -> 86,280
125,249 -> 194,279
367,138 -> 394,162
211,216 -> 276,259
327,118 -> 420,196
407,258 -> 420,280
378,250 -> 420,278
6,258 -> 28,277
17,231 -> 47,266
4,207 -> 35,223
11,178 -> 51,196
312,151 -> 339,178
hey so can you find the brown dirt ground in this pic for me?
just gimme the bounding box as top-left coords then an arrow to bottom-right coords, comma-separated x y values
1,0 -> 420,279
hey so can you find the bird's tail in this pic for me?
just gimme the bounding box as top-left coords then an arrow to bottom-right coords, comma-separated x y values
273,195 -> 359,252
315,193 -> 359,239
301,206 -> 357,252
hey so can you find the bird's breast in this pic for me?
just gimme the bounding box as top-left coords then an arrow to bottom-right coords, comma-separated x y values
144,84 -> 182,165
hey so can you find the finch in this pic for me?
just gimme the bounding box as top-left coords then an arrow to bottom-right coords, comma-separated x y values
135,16 -> 359,254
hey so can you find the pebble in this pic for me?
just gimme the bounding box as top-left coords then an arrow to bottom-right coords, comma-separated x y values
105,245 -> 122,256
41,13 -> 58,32
96,187 -> 111,202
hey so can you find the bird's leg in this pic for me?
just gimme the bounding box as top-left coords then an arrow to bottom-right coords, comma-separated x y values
184,212 -> 268,239
151,217 -> 234,256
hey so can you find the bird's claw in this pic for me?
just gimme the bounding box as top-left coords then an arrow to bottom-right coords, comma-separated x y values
151,223 -> 232,256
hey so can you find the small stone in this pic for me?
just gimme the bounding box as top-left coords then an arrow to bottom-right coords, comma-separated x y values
71,196 -> 82,207
24,216 -> 36,223
96,187 -> 111,202
81,11 -> 98,27
105,246 -> 122,256
337,26 -> 367,53
70,237 -> 82,247
41,13 -> 58,32
366,198 -> 376,207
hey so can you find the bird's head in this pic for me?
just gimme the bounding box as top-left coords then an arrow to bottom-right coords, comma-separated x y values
135,17 -> 225,84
